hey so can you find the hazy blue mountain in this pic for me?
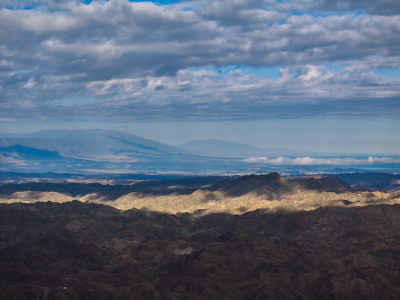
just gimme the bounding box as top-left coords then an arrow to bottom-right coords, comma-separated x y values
1,130 -> 398,175
0,145 -> 64,161
0,129 -> 189,161
0,130 -> 247,173
0,144 -> 80,173
180,139 -> 295,157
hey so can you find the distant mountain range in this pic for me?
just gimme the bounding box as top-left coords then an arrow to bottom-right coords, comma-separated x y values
0,130 -> 247,173
1,129 -> 399,174
0,129 -> 188,161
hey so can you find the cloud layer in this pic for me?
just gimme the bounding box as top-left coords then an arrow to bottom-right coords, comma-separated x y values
1,0 -> 399,121
243,156 -> 400,166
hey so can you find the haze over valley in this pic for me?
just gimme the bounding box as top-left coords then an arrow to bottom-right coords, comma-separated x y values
1,129 -> 399,176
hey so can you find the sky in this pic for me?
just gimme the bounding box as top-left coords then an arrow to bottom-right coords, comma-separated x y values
0,0 -> 399,154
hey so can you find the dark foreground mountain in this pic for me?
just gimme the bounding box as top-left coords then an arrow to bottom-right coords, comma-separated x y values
1,201 -> 399,299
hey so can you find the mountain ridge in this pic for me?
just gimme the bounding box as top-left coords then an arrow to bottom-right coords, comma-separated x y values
2,172 -> 397,215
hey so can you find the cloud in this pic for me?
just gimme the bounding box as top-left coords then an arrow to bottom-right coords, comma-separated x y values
0,0 -> 399,121
0,117 -> 16,122
2,64 -> 400,121
244,157 -> 269,163
194,0 -> 285,27
272,0 -> 400,15
243,156 -> 400,165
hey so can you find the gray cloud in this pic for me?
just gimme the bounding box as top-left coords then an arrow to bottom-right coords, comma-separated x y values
0,0 -> 399,122
273,0 -> 400,15
191,0 -> 285,27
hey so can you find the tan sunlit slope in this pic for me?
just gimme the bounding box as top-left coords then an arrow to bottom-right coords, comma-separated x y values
1,173 -> 399,214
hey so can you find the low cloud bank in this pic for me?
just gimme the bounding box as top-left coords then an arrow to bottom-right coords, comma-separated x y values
243,156 -> 400,166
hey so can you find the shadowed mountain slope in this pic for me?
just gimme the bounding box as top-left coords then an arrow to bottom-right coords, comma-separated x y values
0,176 -> 231,199
0,145 -> 64,161
210,172 -> 353,197
1,201 -> 399,299
331,172 -> 400,192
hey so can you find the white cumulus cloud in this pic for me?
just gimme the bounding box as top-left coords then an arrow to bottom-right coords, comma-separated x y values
243,156 -> 400,166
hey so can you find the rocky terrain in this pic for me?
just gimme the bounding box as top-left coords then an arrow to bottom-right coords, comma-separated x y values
0,173 -> 400,299
1,173 -> 399,214
1,201 -> 400,299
